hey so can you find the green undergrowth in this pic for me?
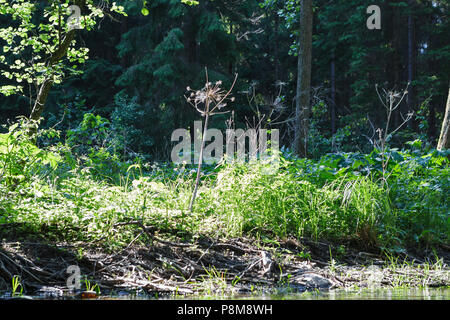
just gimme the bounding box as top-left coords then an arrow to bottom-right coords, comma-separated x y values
0,119 -> 449,254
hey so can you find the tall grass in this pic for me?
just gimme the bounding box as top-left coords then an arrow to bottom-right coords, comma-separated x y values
195,162 -> 393,246
2,158 -> 395,248
1,120 -> 448,250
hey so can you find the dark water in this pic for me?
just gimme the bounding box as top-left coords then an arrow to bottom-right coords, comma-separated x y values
266,287 -> 450,300
2,287 -> 449,300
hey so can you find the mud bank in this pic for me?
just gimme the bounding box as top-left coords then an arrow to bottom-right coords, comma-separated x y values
0,236 -> 449,299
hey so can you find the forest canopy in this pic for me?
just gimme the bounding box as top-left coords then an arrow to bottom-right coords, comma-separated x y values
0,0 -> 448,159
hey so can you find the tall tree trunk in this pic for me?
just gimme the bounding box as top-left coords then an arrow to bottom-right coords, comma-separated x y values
228,22 -> 233,74
437,87 -> 450,150
407,0 -> 415,113
391,7 -> 401,127
30,79 -> 54,121
274,11 -> 280,81
120,15 -> 128,67
294,0 -> 313,157
331,55 -> 336,135
30,31 -> 76,122
29,0 -> 85,122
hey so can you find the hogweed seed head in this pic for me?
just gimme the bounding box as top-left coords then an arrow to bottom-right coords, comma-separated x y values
185,72 -> 238,116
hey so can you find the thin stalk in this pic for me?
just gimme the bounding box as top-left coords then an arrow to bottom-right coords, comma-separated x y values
189,103 -> 210,212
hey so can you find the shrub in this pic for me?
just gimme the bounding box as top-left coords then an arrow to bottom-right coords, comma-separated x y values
0,118 -> 60,189
66,113 -> 135,180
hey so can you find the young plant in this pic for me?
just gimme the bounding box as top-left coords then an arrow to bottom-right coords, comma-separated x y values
84,278 -> 101,295
199,266 -> 229,296
11,275 -> 23,297
185,68 -> 238,212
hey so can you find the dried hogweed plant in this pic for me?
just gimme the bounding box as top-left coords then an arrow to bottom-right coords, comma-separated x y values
185,68 -> 238,212
365,83 -> 414,185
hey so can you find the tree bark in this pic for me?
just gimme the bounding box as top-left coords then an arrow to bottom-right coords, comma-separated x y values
29,0 -> 86,122
331,55 -> 336,135
407,0 -> 415,113
30,29 -> 77,121
274,11 -> 280,81
293,0 -> 313,157
229,22 -> 233,74
30,78 -> 54,121
437,87 -> 450,150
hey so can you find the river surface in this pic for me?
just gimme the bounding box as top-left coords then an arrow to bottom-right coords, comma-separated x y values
265,287 -> 450,300
2,287 -> 449,300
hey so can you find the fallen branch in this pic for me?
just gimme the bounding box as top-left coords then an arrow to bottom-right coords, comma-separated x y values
112,220 -> 194,248
115,277 -> 194,294
0,251 -> 45,284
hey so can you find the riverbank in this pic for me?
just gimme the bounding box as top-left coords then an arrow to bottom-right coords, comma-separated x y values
1,235 -> 448,299
1,123 -> 449,298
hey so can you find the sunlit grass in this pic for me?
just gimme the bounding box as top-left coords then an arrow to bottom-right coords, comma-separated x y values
1,119 -> 448,251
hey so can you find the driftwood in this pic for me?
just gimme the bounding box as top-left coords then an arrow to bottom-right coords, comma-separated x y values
0,234 -> 448,297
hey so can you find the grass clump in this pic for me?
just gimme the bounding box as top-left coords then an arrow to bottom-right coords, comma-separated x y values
197,161 -> 393,247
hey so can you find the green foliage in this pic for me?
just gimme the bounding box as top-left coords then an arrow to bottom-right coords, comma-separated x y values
0,0 -> 449,157
84,277 -> 101,294
0,117 -> 61,189
287,143 -> 450,248
2,117 -> 447,252
111,95 -> 153,154
11,275 -> 23,297
195,160 -> 392,247
181,0 -> 199,5
66,113 -> 134,180
0,0 -> 449,259
0,0 -> 125,96
67,113 -> 110,148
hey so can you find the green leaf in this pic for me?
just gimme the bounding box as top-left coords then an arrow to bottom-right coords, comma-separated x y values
181,0 -> 199,5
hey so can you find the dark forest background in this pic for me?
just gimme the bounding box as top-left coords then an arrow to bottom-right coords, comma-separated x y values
1,0 -> 449,161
